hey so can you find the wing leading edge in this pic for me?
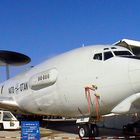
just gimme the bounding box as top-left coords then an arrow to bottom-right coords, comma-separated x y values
111,92 -> 140,114
0,97 -> 33,115
0,96 -> 19,110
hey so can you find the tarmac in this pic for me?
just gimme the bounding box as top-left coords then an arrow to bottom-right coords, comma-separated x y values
0,120 -> 139,140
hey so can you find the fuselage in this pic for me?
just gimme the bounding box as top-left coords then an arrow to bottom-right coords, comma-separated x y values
1,45 -> 140,118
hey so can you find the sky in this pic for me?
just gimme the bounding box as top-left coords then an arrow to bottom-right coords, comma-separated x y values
0,0 -> 140,81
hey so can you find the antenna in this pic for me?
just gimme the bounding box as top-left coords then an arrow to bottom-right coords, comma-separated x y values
0,50 -> 31,80
82,44 -> 85,47
6,64 -> 10,80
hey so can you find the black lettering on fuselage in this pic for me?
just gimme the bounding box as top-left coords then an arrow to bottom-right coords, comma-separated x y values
20,83 -> 28,91
8,82 -> 28,94
9,87 -> 14,94
38,74 -> 49,81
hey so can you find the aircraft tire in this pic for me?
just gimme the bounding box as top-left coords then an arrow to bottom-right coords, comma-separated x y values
78,124 -> 90,138
90,124 -> 99,137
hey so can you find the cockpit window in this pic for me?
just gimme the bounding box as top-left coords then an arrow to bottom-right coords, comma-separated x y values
93,53 -> 102,60
104,51 -> 113,60
93,50 -> 132,61
104,48 -> 109,50
111,47 -> 117,49
113,51 -> 132,56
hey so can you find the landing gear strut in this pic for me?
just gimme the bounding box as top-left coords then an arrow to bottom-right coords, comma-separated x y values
78,123 -> 99,138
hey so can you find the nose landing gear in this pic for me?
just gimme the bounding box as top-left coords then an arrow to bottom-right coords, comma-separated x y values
78,123 -> 99,138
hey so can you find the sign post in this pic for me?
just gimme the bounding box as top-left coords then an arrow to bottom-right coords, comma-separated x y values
21,121 -> 40,140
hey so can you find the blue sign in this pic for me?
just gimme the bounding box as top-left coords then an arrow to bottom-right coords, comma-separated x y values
21,121 -> 40,140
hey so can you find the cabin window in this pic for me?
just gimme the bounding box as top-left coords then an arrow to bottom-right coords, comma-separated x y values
104,51 -> 113,60
93,53 -> 102,60
113,51 -> 132,56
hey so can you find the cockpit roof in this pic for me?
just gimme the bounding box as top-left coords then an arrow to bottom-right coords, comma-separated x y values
89,45 -> 134,61
85,45 -> 131,54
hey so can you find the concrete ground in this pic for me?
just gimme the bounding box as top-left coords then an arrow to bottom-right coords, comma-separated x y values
0,121 -> 139,140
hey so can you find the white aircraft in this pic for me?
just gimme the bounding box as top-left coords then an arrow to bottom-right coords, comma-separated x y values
0,43 -> 140,138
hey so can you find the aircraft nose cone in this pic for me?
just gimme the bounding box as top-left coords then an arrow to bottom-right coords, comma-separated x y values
129,60 -> 140,92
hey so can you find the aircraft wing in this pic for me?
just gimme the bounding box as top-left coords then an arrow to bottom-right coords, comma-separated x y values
0,96 -> 19,112
111,92 -> 140,114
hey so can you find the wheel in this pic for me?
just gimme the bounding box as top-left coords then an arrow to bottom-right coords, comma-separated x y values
90,124 -> 99,137
78,124 -> 90,138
